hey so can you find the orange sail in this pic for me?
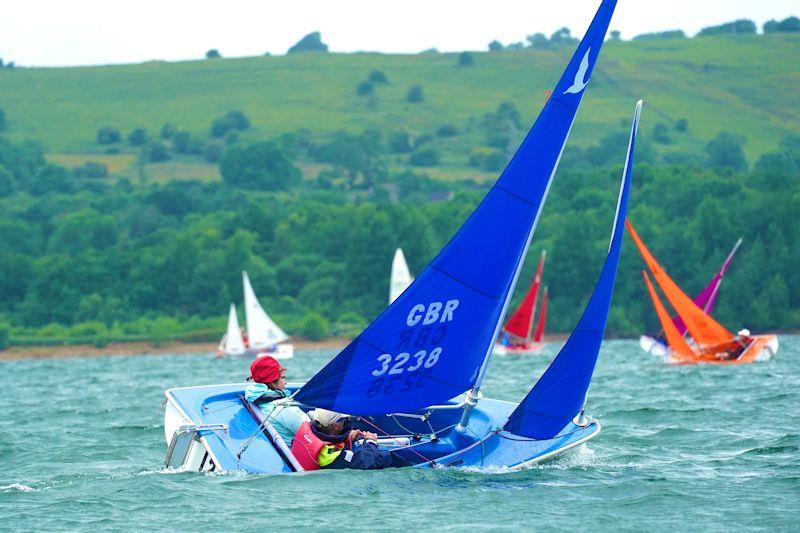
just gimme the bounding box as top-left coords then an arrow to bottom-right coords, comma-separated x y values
533,287 -> 548,343
504,251 -> 546,341
625,220 -> 734,348
642,271 -> 696,358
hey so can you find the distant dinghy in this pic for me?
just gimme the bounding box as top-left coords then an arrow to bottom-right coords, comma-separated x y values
494,251 -> 548,355
639,238 -> 742,357
628,222 -> 778,364
389,248 -> 414,304
217,272 -> 294,359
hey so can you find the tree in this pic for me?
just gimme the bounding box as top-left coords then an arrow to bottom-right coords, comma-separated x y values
0,109 -> 6,132
675,118 -> 688,132
763,16 -> 800,33
0,320 -> 9,350
409,148 -> 439,167
388,131 -> 413,153
488,40 -> 504,52
368,69 -> 388,83
706,132 -> 747,172
211,111 -> 251,138
357,80 -> 374,96
436,124 -> 458,137
128,128 -> 149,146
406,85 -> 424,103
550,27 -> 578,46
144,140 -> 171,162
457,51 -> 474,67
698,19 -> 756,36
219,141 -> 300,191
300,311 -> 328,340
653,123 -> 672,144
526,33 -> 549,49
160,122 -> 177,139
96,126 -> 121,145
287,32 -> 328,54
609,30 -> 621,41
633,30 -> 686,40
205,49 -> 221,59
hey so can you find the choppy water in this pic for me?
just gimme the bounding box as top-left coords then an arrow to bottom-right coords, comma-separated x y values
2,338 -> 798,531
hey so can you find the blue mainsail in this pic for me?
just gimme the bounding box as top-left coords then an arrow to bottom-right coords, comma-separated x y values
504,100 -> 642,439
295,0 -> 618,416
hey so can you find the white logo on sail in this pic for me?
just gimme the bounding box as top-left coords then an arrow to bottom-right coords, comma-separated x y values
564,48 -> 591,95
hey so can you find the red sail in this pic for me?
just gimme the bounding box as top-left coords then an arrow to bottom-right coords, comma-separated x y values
533,287 -> 548,343
504,251 -> 546,341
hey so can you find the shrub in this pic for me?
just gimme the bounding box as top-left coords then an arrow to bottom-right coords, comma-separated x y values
128,128 -> 149,146
675,118 -> 688,132
144,140 -> 171,162
288,32 -> 328,54
211,111 -> 251,138
220,141 -> 301,190
96,126 -> 121,145
0,321 -> 9,350
706,132 -> 747,172
526,33 -> 548,49
368,69 -> 388,83
73,161 -> 108,178
160,122 -> 177,139
458,51 -> 474,67
300,311 -> 329,340
653,123 -> 672,144
409,148 -> 439,167
406,85 -> 424,103
0,109 -> 6,132
633,30 -> 686,40
488,40 -> 504,52
206,49 -> 221,59
204,142 -> 223,163
388,131 -> 413,153
437,124 -> 459,137
173,131 -> 203,155
357,80 -> 374,96
482,151 -> 507,171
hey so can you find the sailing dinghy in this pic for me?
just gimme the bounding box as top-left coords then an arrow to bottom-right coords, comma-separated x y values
628,222 -> 778,364
217,272 -> 294,359
164,0 -> 628,474
389,248 -> 414,304
639,238 -> 742,357
494,251 -> 548,355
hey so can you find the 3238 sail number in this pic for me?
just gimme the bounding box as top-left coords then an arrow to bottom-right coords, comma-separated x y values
371,347 -> 442,377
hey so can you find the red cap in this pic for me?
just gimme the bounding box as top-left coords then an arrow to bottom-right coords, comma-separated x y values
249,356 -> 285,384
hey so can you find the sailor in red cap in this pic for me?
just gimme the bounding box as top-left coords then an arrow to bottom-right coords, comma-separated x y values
244,356 -> 309,447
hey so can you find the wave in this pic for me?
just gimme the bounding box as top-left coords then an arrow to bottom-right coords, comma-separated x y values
1,483 -> 37,493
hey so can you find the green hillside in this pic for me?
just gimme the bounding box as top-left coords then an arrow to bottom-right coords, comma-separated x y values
1,33 -> 799,181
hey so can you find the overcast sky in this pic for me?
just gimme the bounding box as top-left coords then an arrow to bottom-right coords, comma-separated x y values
2,0 -> 798,67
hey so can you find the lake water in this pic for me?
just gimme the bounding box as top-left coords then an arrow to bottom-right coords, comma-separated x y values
2,338 -> 798,531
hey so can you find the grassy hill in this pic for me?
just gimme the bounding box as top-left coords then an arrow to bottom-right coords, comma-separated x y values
1,33 -> 798,180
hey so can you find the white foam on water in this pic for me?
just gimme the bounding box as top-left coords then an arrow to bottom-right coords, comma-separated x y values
1,483 -> 37,493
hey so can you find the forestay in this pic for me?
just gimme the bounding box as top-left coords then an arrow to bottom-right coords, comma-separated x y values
504,100 -> 641,440
243,271 -> 289,348
295,0 -> 618,416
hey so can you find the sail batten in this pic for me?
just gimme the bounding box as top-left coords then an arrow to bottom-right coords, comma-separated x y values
295,0 -> 618,416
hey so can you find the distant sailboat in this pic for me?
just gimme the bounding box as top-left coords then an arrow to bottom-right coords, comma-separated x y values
628,221 -> 778,364
494,251 -> 548,355
218,272 -> 294,359
389,248 -> 414,304
217,304 -> 246,356
639,238 -> 742,356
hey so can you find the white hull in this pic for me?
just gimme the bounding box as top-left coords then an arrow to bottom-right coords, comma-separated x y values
493,342 -> 544,356
639,335 -> 667,357
255,343 -> 294,360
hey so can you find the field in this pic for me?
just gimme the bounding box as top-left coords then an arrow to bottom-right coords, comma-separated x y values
1,33 -> 799,181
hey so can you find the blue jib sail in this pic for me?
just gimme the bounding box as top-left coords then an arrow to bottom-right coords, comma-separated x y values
295,0 -> 618,416
504,100 -> 642,439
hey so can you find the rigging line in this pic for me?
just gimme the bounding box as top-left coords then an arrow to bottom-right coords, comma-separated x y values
357,416 -> 435,465
238,403 -> 289,461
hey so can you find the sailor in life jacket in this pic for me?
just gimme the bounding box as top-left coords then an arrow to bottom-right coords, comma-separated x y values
291,408 -> 410,470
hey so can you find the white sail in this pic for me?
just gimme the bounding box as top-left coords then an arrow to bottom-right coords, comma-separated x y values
389,248 -> 414,304
222,303 -> 246,355
243,271 -> 289,348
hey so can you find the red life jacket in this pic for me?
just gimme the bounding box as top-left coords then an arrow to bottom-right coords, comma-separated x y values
291,421 -> 347,471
